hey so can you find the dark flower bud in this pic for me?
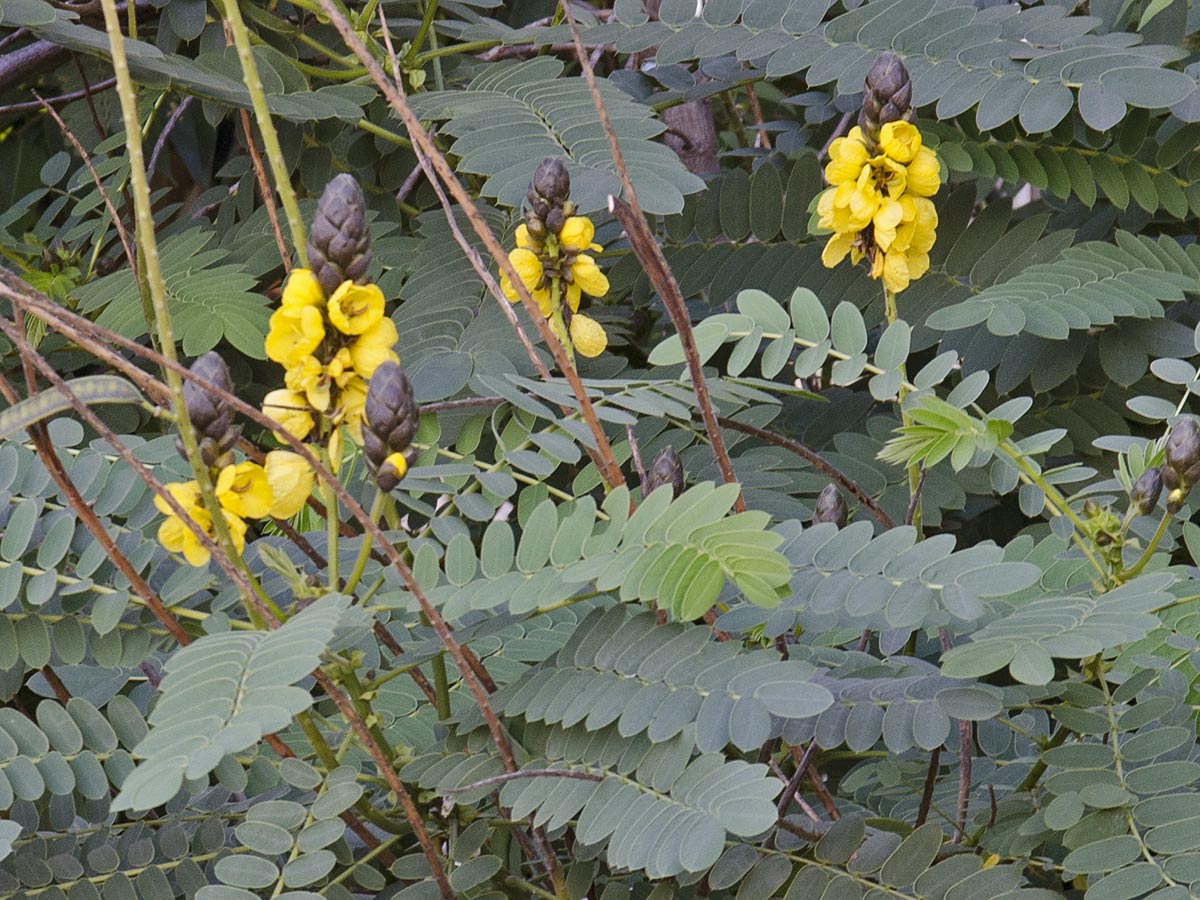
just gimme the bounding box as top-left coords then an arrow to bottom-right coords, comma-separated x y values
813,484 -> 848,528
644,445 -> 684,499
307,174 -> 372,298
363,361 -> 419,492
858,51 -> 913,150
179,351 -> 239,468
532,158 -> 571,205
1131,467 -> 1163,516
1166,418 -> 1200,486
524,211 -> 548,242
545,208 -> 565,236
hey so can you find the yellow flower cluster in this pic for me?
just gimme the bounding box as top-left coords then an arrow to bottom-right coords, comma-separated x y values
156,453 -> 313,566
817,121 -> 940,294
500,216 -> 610,358
263,269 -> 398,463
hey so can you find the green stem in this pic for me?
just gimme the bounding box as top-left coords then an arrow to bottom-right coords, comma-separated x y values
101,0 -> 268,624
884,288 -> 921,534
324,450 -> 340,590
219,0 -> 309,267
409,0 -> 440,62
344,491 -> 387,595
414,39 -> 498,64
1120,509 -> 1173,580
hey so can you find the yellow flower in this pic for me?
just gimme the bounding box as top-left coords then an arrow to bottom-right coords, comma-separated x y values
155,482 -> 247,567
514,224 -> 539,250
500,248 -> 552,315
264,451 -> 314,518
821,232 -> 855,269
565,254 -> 609,313
824,128 -> 871,184
383,452 -> 409,483
265,305 -> 324,369
879,250 -> 912,294
281,268 -> 326,311
879,121 -> 922,164
328,282 -> 385,336
263,388 -> 315,442
569,313 -> 608,358
559,216 -> 603,253
348,317 -> 399,379
338,376 -> 369,444
325,348 -> 358,388
285,356 -> 332,413
905,147 -> 941,197
872,198 -> 905,253
215,461 -> 272,520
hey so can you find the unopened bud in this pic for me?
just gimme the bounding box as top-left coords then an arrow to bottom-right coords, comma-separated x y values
858,52 -> 913,150
180,351 -> 239,468
1131,467 -> 1163,516
532,158 -> 570,205
307,174 -> 372,298
363,361 -> 419,492
644,446 -> 684,499
1083,499 -> 1101,519
1166,418 -> 1200,488
545,208 -> 565,236
813,484 -> 848,528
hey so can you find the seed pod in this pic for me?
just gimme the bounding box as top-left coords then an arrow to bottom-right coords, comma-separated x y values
858,52 -> 914,150
362,361 -> 419,492
644,445 -> 684,499
180,351 -> 239,468
532,158 -> 571,206
1130,466 -> 1163,516
307,174 -> 372,298
813,484 -> 848,528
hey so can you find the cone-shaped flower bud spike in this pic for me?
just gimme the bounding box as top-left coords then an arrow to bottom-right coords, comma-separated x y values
1131,467 -> 1163,516
363,361 -> 419,492
532,158 -> 571,206
307,174 -> 372,298
180,351 -> 239,468
644,445 -> 684,499
813,484 -> 848,528
858,52 -> 913,151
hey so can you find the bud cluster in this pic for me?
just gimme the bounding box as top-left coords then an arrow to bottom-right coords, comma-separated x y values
307,174 -> 373,297
1163,418 -> 1200,513
858,52 -> 915,154
363,361 -> 419,492
181,352 -> 240,469
525,158 -> 576,243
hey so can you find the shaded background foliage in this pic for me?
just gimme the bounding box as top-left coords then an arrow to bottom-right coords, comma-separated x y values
5,0 -> 1200,898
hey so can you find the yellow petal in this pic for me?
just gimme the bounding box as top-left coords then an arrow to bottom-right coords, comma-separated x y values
509,248 -> 544,292
559,216 -> 596,252
879,121 -> 922,164
881,251 -> 911,294
383,451 -> 409,483
821,233 -> 854,269
265,305 -> 325,368
281,268 -> 326,310
873,198 -> 905,252
570,255 -> 609,299
154,481 -> 201,516
263,389 -> 315,442
905,147 -> 942,197
569,313 -> 608,358
515,223 -> 537,250
328,282 -> 385,336
565,282 -> 581,314
264,451 -> 315,519
824,134 -> 870,185
349,317 -> 400,379
216,461 -> 272,520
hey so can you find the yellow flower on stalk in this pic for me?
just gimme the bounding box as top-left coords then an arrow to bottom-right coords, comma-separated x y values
570,313 -> 608,358
879,121 -> 921,164
348,317 -> 399,379
328,282 -> 385,336
905,146 -> 941,197
215,461 -> 272,520
280,268 -> 326,311
285,356 -> 332,413
500,248 -> 552,316
824,127 -> 872,184
558,216 -> 609,312
264,451 -> 315,518
265,305 -> 324,369
559,217 -> 603,253
155,481 -> 247,567
263,388 -> 315,442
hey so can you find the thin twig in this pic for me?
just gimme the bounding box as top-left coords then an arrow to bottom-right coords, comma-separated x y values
745,83 -> 770,150
559,0 -> 741,509
444,769 -> 603,793
905,468 -> 928,527
775,816 -> 824,844
147,96 -> 192,182
627,423 -> 647,496
316,0 -> 625,492
0,77 -> 118,116
939,628 -> 971,843
33,91 -> 137,277
789,742 -> 838,819
714,416 -> 894,527
69,53 -> 106,140
775,741 -> 819,818
240,108 -> 291,272
914,747 -> 941,827
40,666 -> 71,703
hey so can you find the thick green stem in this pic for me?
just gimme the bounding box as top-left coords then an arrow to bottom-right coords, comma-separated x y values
219,0 -> 309,267
101,0 -> 270,625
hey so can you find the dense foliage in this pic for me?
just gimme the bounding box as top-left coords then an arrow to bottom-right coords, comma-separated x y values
4,0 -> 1200,898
